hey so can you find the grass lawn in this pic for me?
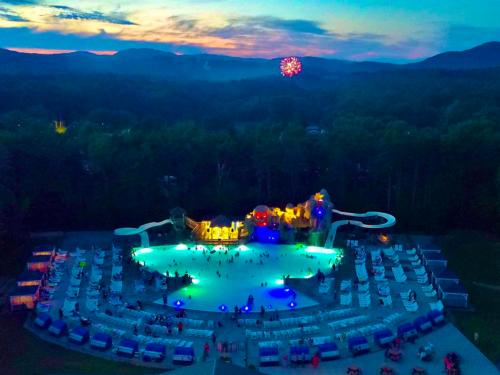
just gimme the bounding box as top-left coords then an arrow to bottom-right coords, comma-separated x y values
0,312 -> 164,375
439,231 -> 500,364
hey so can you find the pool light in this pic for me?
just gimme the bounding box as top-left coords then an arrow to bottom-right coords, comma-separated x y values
173,299 -> 185,308
275,279 -> 284,285
288,301 -> 297,309
305,246 -> 336,254
192,278 -> 200,285
218,304 -> 228,312
134,247 -> 153,255
175,243 -> 188,250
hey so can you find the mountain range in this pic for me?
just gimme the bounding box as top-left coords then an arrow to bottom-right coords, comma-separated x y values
0,41 -> 499,81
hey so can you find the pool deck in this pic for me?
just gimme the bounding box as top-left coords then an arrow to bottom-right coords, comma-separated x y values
25,230 -> 500,374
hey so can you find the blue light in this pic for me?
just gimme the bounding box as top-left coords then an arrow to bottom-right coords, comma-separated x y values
253,226 -> 280,244
218,304 -> 228,312
269,287 -> 295,299
288,301 -> 297,309
314,205 -> 325,219
173,299 -> 184,308
242,305 -> 251,313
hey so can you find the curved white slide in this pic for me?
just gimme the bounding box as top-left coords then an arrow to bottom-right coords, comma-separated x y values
324,209 -> 396,248
114,218 -> 174,247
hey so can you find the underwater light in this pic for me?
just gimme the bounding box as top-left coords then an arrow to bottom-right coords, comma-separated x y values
236,245 -> 250,251
242,305 -> 251,313
305,246 -> 336,254
284,288 -> 290,292
213,245 -> 228,251
218,304 -> 228,312
288,301 -> 297,309
275,279 -> 284,285
192,278 -> 200,285
173,299 -> 184,307
175,243 -> 188,250
134,247 -> 153,255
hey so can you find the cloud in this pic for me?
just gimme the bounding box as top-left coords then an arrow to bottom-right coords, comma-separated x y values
207,16 -> 328,40
50,5 -> 137,26
166,15 -> 198,32
197,15 -> 422,60
232,16 -> 328,35
0,26 -> 203,54
0,0 -> 42,4
0,6 -> 28,22
0,12 -> 444,62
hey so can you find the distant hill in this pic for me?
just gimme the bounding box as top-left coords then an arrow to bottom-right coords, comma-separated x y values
410,42 -> 500,70
0,41 -> 499,80
0,48 -> 393,80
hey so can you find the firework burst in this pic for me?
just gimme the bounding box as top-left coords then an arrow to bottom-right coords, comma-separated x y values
280,56 -> 302,77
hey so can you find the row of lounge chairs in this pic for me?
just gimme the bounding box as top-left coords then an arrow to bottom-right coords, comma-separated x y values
328,315 -> 370,330
259,308 -> 446,367
241,308 -> 357,330
246,325 -> 320,340
34,312 -> 195,364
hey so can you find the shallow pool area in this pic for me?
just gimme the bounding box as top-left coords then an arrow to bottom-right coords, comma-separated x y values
132,243 -> 343,312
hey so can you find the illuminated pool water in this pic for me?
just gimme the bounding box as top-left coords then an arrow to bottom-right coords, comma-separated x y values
132,243 -> 343,312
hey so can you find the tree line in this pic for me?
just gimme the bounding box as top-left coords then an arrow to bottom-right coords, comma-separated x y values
0,69 -> 499,268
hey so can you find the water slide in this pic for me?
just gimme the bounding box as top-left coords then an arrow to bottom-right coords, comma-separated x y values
324,209 -> 396,248
114,218 -> 174,247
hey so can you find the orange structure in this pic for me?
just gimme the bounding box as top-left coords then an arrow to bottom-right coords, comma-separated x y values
185,190 -> 332,244
186,215 -> 249,244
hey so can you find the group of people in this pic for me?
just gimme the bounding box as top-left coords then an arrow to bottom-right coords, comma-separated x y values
281,351 -> 321,368
444,352 -> 460,374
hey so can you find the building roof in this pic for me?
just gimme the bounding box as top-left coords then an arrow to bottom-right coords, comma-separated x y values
423,252 -> 446,261
34,244 -> 55,252
427,263 -> 446,274
17,271 -> 44,282
10,285 -> 39,297
440,282 -> 468,295
435,268 -> 459,280
27,255 -> 51,263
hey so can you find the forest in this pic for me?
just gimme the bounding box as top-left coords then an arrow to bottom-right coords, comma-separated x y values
0,68 -> 499,266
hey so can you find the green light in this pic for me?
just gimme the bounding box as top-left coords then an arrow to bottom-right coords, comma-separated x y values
192,278 -> 200,285
275,279 -> 284,285
175,243 -> 188,250
305,246 -> 336,254
135,247 -> 153,255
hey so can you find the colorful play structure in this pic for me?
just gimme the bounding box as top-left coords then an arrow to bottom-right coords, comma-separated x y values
114,189 -> 396,248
